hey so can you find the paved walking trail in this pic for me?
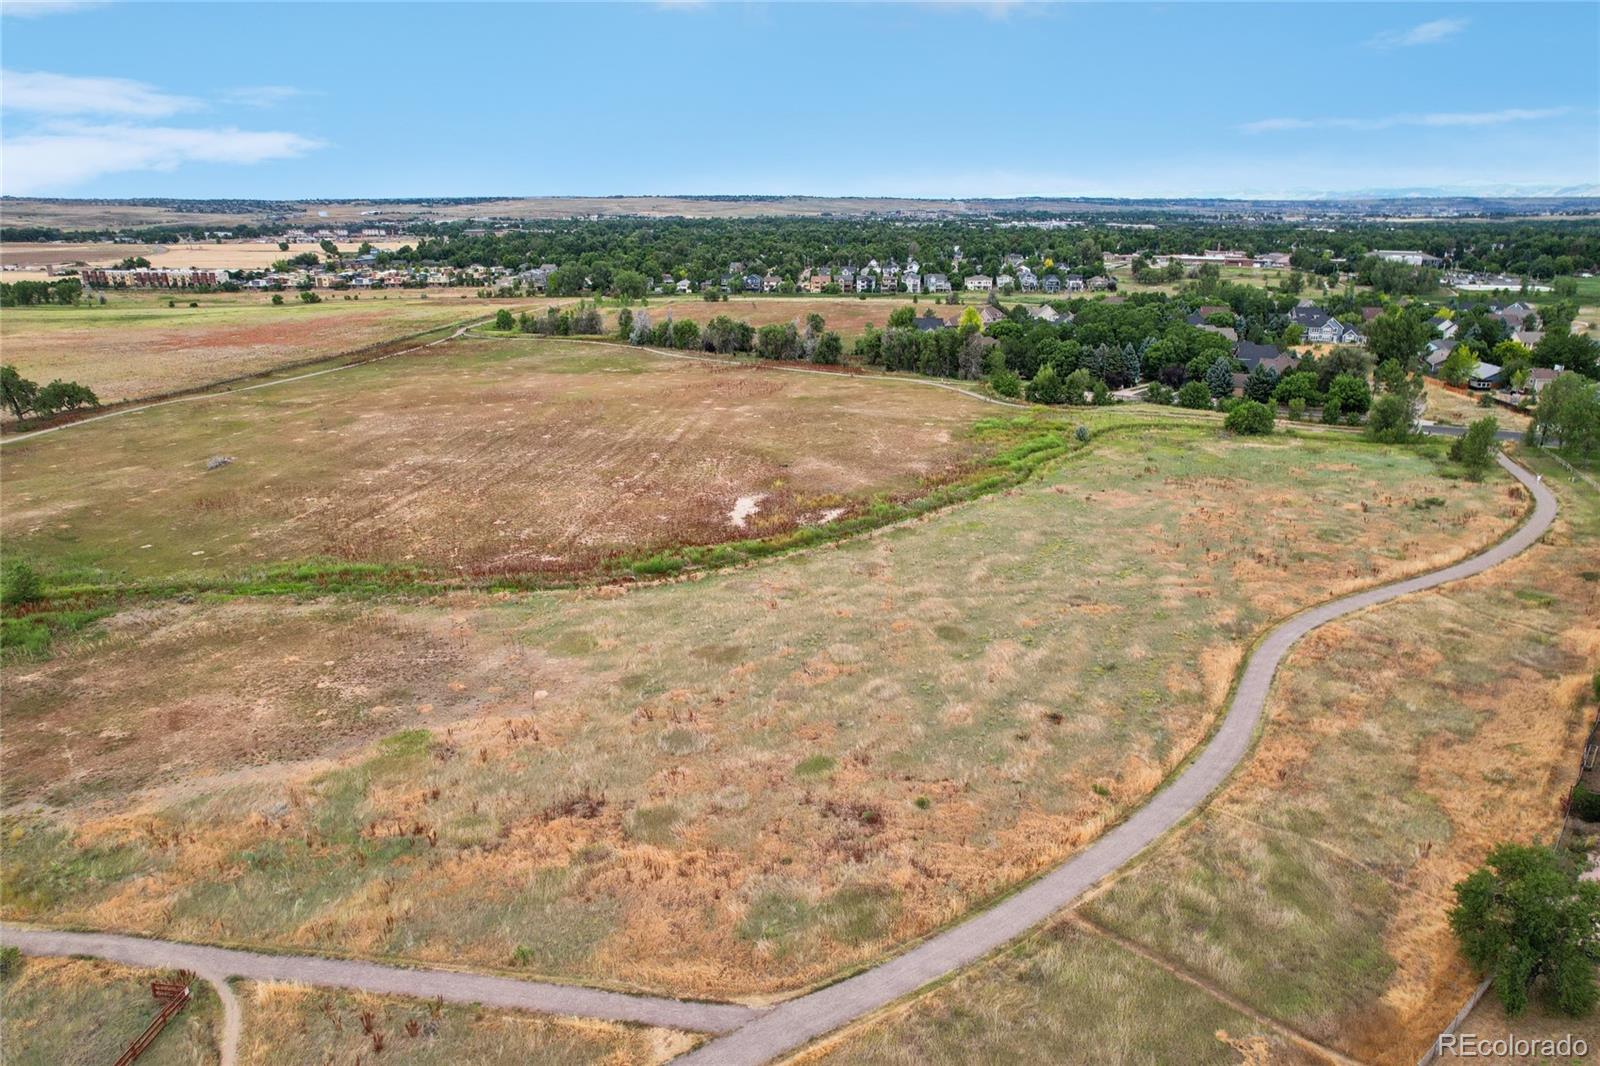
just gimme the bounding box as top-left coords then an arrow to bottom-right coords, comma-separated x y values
1,452 -> 1557,1066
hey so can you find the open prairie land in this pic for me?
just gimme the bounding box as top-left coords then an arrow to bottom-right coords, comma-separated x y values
800,920 -> 1320,1066
0,956 -> 221,1066
1,240 -> 408,278
1074,452 -> 1597,1062
0,291 -> 547,404
235,980 -> 693,1065
0,401 -> 1526,999
787,458 -> 1595,1066
0,338 -> 995,584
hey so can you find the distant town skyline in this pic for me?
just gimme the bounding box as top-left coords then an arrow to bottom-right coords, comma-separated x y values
1,1 -> 1596,200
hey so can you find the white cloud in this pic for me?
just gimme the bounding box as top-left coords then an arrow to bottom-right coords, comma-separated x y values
1241,107 -> 1569,134
1,69 -> 201,117
222,85 -> 314,109
1,123 -> 325,194
1367,17 -> 1468,49
0,1 -> 105,17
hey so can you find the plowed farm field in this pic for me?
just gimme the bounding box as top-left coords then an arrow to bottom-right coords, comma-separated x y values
0,291 -> 552,404
0,337 -> 994,584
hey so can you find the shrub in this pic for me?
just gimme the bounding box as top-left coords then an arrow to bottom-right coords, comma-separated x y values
0,946 -> 21,980
1177,380 -> 1212,409
1,559 -> 42,607
1570,784 -> 1600,823
1074,425 -> 1090,443
1143,381 -> 1173,405
1025,365 -> 1065,405
1224,399 -> 1274,435
1449,416 -> 1500,479
989,368 -> 1022,398
493,308 -> 515,331
1287,397 -> 1307,421
271,293 -> 284,305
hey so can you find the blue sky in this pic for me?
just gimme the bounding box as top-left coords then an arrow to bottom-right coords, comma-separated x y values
2,1 -> 1596,199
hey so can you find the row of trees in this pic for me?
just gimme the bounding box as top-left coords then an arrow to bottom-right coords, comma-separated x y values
1,366 -> 100,422
0,279 -> 83,307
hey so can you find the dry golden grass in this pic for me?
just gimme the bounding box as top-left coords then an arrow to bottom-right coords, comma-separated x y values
795,920 -> 1320,1066
0,291 -> 553,403
1423,382 -> 1531,432
0,956 -> 221,1066
236,980 -> 694,1065
0,338 -> 990,581
1083,451 -> 1598,1063
1,423 -> 1526,1000
1,240 -> 412,275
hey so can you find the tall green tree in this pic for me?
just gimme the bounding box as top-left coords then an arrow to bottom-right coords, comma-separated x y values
1450,843 -> 1600,1016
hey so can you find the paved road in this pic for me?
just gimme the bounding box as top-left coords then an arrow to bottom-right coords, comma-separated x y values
674,451 -> 1556,1066
1,453 -> 1557,1066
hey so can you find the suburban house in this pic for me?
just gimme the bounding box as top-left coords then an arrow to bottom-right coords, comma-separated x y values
1234,340 -> 1287,371
1062,274 -> 1085,292
1041,274 -> 1061,294
1185,305 -> 1232,327
1289,301 -> 1363,345
1018,267 -> 1039,291
837,267 -> 856,290
1429,314 -> 1458,339
1528,367 -> 1560,395
1425,338 -> 1459,373
855,273 -> 875,293
743,273 -> 763,292
903,273 -> 922,294
1515,328 -> 1544,348
1087,275 -> 1116,291
1028,305 -> 1062,323
925,273 -> 952,293
808,273 -> 832,293
1469,361 -> 1505,390
675,279 -> 692,293
912,314 -> 948,331
965,275 -> 993,291
1254,252 -> 1293,270
978,305 -> 1006,326
996,274 -> 1015,290
762,274 -> 783,292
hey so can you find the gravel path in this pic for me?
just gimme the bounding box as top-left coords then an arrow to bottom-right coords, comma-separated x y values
0,453 -> 1556,1066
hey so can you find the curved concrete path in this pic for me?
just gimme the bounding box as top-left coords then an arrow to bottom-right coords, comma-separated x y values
1,453 -> 1557,1066
0,924 -> 760,1036
675,451 -> 1556,1066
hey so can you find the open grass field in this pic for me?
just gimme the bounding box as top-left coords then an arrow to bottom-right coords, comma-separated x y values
234,980 -> 694,1065
0,337 -> 995,584
1,240 -> 408,278
799,919 -> 1319,1066
0,290 -> 551,406
0,956 -> 221,1066
1074,448 -> 1598,1062
0,407 -> 1525,999
782,452 -> 1597,1065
